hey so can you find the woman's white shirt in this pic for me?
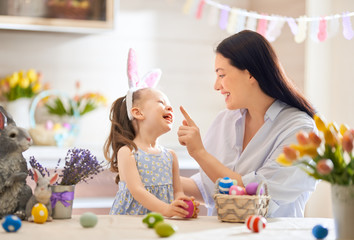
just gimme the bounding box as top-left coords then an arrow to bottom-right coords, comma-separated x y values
191,100 -> 318,217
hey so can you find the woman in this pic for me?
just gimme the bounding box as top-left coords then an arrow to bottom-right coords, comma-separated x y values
177,30 -> 317,217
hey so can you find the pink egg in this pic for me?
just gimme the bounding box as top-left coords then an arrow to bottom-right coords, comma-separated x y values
229,185 -> 246,195
182,200 -> 196,218
246,215 -> 267,233
245,182 -> 264,195
45,120 -> 54,130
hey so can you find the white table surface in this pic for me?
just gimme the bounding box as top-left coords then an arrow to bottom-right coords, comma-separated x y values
1,215 -> 336,240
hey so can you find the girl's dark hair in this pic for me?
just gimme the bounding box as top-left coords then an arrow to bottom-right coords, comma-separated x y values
103,90 -> 144,184
216,30 -> 315,117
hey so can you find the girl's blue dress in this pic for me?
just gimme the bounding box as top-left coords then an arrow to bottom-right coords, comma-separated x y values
109,146 -> 174,215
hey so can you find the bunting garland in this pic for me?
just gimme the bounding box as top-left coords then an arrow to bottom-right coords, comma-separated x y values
182,0 -> 354,43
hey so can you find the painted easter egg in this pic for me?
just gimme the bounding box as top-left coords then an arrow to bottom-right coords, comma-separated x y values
154,222 -> 177,237
142,212 -> 164,228
312,224 -> 329,239
246,215 -> 267,233
183,200 -> 196,218
1,215 -> 22,232
229,185 -> 246,195
31,203 -> 48,224
245,182 -> 264,195
80,212 -> 98,228
219,177 -> 234,194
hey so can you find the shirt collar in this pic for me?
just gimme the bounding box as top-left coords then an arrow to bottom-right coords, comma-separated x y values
264,99 -> 287,121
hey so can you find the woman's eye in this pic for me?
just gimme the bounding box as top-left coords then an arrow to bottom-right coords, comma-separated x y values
219,75 -> 225,78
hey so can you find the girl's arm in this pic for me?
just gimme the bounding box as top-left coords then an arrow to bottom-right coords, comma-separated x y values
169,150 -> 185,199
118,146 -> 189,217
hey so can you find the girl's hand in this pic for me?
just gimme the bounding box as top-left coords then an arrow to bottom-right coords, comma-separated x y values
190,196 -> 200,218
163,197 -> 190,218
177,106 -> 205,158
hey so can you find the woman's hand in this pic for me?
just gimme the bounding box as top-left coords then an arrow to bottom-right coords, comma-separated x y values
177,106 -> 205,158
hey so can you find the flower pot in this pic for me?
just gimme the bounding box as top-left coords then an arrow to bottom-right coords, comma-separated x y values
51,185 -> 75,219
5,98 -> 32,129
331,184 -> 354,240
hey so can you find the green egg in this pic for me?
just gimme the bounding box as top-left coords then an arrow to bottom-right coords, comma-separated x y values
80,212 -> 98,228
142,212 -> 164,228
154,222 -> 177,237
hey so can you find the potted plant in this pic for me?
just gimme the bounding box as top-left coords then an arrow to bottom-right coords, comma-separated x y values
276,114 -> 354,239
29,148 -> 104,219
0,69 -> 48,129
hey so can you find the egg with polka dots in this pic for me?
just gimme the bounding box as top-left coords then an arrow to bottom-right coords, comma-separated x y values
1,215 -> 22,232
31,203 -> 48,224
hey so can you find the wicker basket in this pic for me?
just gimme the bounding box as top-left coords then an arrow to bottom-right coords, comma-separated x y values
213,178 -> 271,223
28,90 -> 80,147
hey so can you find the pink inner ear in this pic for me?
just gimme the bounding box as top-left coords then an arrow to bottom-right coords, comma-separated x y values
127,48 -> 140,88
0,113 -> 4,130
142,69 -> 161,88
33,170 -> 38,183
50,173 -> 59,185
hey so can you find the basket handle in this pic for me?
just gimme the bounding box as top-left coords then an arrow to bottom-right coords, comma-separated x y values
256,181 -> 268,196
214,178 -> 222,195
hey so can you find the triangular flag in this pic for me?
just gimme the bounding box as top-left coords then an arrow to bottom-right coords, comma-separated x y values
295,16 -> 307,43
256,14 -> 268,36
196,0 -> 205,19
287,18 -> 298,36
246,11 -> 257,31
328,18 -> 340,38
208,4 -> 219,26
266,17 -> 285,42
219,6 -> 230,30
235,9 -> 247,33
227,8 -> 238,34
317,17 -> 327,42
342,12 -> 354,40
309,19 -> 320,42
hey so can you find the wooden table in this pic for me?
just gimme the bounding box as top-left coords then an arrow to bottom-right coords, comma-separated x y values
1,215 -> 336,240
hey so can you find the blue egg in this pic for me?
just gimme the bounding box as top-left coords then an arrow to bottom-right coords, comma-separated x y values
219,177 -> 233,194
1,215 -> 22,233
312,224 -> 328,239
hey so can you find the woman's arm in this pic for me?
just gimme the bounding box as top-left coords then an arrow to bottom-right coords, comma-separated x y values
118,146 -> 189,217
177,106 -> 244,186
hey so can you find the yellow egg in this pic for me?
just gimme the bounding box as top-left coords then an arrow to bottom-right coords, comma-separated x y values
31,203 -> 48,224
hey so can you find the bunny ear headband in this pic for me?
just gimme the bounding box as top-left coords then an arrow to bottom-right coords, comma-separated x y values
126,48 -> 162,120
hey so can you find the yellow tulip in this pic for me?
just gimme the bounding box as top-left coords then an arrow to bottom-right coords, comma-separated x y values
9,75 -> 19,88
32,82 -> 42,93
19,77 -> 30,88
327,122 -> 339,133
27,69 -> 38,83
290,144 -> 318,158
314,114 -> 327,132
324,126 -> 339,147
339,124 -> 349,136
276,153 -> 294,167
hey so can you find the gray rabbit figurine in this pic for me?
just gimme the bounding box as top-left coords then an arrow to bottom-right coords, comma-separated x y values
0,106 -> 33,220
25,169 -> 58,221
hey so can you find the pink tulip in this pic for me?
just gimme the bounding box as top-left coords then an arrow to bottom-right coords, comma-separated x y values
317,159 -> 334,175
342,129 -> 354,153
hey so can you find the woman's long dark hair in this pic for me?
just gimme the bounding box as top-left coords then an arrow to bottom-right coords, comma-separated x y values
103,90 -> 144,184
216,30 -> 315,117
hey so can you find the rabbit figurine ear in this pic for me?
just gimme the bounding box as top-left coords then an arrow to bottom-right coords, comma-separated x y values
0,107 -> 7,130
50,173 -> 59,185
33,169 -> 40,183
142,69 -> 161,88
127,48 -> 140,89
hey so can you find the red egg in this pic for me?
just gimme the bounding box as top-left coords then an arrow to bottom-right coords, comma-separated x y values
246,215 -> 267,233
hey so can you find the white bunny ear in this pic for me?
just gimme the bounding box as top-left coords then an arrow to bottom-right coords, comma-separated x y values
127,48 -> 140,88
141,69 -> 162,88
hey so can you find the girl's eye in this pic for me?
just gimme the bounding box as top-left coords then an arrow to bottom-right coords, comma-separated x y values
158,100 -> 164,104
219,75 -> 225,78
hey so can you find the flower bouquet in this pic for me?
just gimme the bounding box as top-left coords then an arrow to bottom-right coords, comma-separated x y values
276,114 -> 354,239
45,81 -> 107,117
276,114 -> 353,186
0,69 -> 47,102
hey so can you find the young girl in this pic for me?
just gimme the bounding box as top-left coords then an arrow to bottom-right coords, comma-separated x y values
104,49 -> 197,217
